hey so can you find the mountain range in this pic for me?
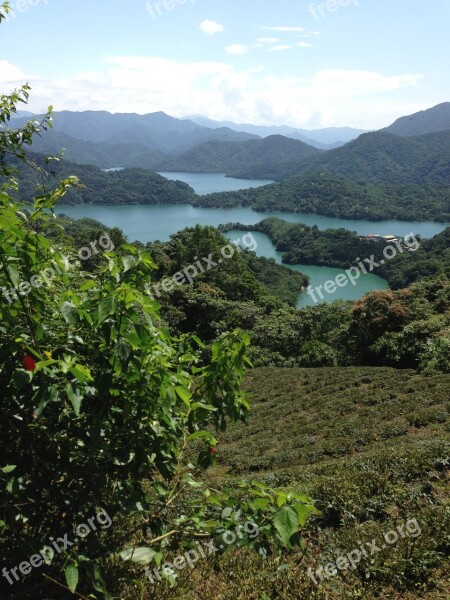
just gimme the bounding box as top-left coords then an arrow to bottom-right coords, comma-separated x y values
9,102 -> 450,192
157,135 -> 321,173
186,115 -> 367,149
232,129 -> 450,184
383,101 -> 450,137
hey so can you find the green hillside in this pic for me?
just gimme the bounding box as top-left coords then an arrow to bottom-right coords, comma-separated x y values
3,152 -> 197,205
25,130 -> 166,169
198,173 -> 450,222
158,135 -> 321,173
383,102 -> 450,136
129,366 -> 450,600
231,130 -> 450,186
223,217 -> 450,289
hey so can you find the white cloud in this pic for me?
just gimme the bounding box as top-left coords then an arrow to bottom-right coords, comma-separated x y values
0,58 -> 424,129
225,44 -> 249,55
269,45 -> 292,52
0,60 -> 27,83
261,26 -> 305,32
200,20 -> 224,35
256,37 -> 278,44
297,41 -> 313,47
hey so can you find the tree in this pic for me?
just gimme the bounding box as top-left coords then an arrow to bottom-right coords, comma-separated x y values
0,18 -> 317,598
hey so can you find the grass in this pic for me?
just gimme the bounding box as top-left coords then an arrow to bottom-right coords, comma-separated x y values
114,367 -> 450,599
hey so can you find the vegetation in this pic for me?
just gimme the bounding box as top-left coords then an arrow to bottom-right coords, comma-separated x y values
231,130 -> 450,185
6,147 -> 450,223
0,82 -> 317,598
221,217 -> 450,291
141,223 -> 450,373
3,151 -> 197,206
378,226 -> 450,288
157,135 -> 321,173
189,367 -> 449,600
1,10 -> 449,599
198,173 -> 450,222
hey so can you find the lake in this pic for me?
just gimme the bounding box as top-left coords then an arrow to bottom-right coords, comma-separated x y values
56,172 -> 448,307
157,172 -> 274,195
223,230 -> 388,309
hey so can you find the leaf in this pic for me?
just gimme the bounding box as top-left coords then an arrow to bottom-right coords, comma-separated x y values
69,364 -> 93,383
2,465 -> 17,474
7,264 -> 20,287
175,386 -> 192,406
273,506 -> 299,547
89,564 -> 111,599
66,383 -> 83,416
187,431 -> 217,444
120,547 -> 156,565
65,565 -> 79,593
61,301 -> 79,325
293,502 -> 319,526
12,369 -> 32,390
98,295 -> 118,325
122,255 -> 137,273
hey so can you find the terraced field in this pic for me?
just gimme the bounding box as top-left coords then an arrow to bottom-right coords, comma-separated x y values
138,367 -> 449,600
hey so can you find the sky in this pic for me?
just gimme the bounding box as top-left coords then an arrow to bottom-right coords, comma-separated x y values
0,0 -> 449,129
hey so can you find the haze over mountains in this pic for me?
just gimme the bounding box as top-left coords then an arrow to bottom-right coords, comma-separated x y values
383,102 -> 450,137
186,115 -> 367,149
11,102 -> 450,190
157,135 -> 321,173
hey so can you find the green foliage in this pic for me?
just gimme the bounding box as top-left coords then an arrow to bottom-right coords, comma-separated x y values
2,151 -> 197,206
378,226 -> 450,288
198,172 -> 450,221
145,225 -> 449,372
232,129 -> 450,186
157,134 -> 320,173
0,88 -> 316,598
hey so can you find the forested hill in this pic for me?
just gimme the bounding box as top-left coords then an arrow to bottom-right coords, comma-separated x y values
224,217 -> 450,289
197,173 -> 450,222
156,135 -> 322,173
383,101 -> 450,136
6,154 -> 449,221
21,130 -> 167,169
3,152 -> 197,206
230,130 -> 450,184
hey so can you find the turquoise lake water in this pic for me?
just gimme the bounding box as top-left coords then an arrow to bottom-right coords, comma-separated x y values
56,172 -> 448,307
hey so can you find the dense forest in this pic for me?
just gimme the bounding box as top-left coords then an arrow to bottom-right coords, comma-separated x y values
156,135 -> 321,173
230,130 -> 450,184
199,173 -> 450,222
2,152 -> 197,205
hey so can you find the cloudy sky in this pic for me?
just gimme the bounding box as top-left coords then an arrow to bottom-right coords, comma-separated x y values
0,0 -> 449,129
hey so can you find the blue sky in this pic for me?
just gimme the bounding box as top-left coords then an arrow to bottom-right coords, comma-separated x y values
0,0 -> 449,128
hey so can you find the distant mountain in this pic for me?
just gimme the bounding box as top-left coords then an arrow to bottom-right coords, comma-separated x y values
158,135 -> 322,173
10,110 -> 33,119
27,130 -> 166,169
12,110 -> 259,157
231,130 -> 450,185
383,102 -> 450,137
187,115 -> 367,149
